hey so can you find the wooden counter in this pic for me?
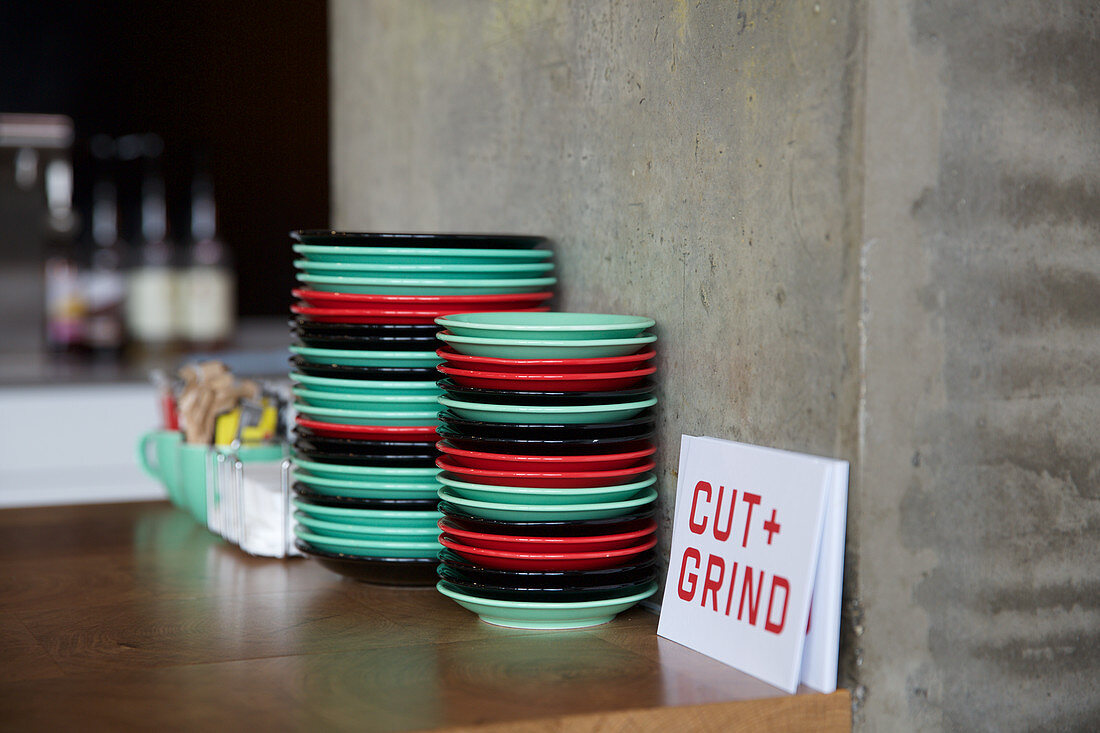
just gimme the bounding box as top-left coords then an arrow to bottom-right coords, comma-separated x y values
0,502 -> 849,731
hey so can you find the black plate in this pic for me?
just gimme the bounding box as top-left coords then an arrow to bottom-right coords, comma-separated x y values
293,484 -> 440,510
434,425 -> 656,455
291,443 -> 438,467
294,428 -> 438,454
291,356 -> 439,381
292,332 -> 441,350
289,317 -> 439,338
437,548 -> 658,587
437,410 -> 656,441
291,231 -> 547,249
437,378 -> 655,406
296,541 -> 439,585
438,501 -> 656,536
436,571 -> 657,602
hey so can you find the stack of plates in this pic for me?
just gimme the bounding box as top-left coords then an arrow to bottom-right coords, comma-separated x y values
431,312 -> 660,627
289,232 -> 556,584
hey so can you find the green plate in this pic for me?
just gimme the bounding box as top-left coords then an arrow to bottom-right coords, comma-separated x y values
294,260 -> 554,279
292,244 -> 552,265
436,580 -> 658,629
437,396 -> 657,424
293,512 -> 441,540
292,470 -> 441,499
436,486 -> 658,521
291,497 -> 441,526
293,387 -> 441,411
435,312 -> 654,341
438,473 -> 656,505
436,331 -> 656,358
290,372 -> 441,395
290,345 -> 442,368
292,457 -> 440,483
297,273 -> 557,295
294,526 -> 441,558
295,403 -> 440,426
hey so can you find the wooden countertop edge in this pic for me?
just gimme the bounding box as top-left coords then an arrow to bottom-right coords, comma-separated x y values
427,688 -> 851,733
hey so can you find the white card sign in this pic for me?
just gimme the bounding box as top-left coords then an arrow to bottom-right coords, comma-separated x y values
657,435 -> 848,693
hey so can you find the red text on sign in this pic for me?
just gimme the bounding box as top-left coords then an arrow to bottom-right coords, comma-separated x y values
677,546 -> 790,635
688,480 -> 762,548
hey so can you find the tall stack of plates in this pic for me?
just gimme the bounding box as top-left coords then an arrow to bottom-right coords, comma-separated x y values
431,312 -> 660,627
289,232 -> 555,584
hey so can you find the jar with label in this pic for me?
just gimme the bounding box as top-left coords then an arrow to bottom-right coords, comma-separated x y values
82,177 -> 126,356
125,166 -> 178,350
42,157 -> 85,354
177,171 -> 234,349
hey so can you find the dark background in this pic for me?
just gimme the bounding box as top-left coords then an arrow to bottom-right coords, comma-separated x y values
0,0 -> 330,317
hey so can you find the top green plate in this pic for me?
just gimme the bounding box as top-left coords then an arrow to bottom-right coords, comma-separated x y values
294,260 -> 554,279
437,331 -> 657,359
293,244 -> 553,265
435,312 -> 655,341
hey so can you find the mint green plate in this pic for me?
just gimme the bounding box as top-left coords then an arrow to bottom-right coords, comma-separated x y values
295,403 -> 440,426
292,244 -> 552,265
293,387 -> 441,411
290,345 -> 442,368
291,497 -> 441,526
294,526 -> 441,558
437,580 -> 658,629
294,260 -> 554,279
293,512 -> 441,540
437,473 -> 655,505
435,312 -> 654,341
292,457 -> 440,483
297,273 -> 557,295
290,372 -> 441,395
436,486 -> 657,521
437,396 -> 657,424
436,331 -> 656,358
291,470 -> 441,499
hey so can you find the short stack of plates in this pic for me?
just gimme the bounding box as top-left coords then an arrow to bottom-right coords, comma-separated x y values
431,312 -> 660,627
289,231 -> 556,584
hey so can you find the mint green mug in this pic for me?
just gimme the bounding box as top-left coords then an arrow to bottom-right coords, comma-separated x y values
136,430 -> 183,506
179,444 -> 213,523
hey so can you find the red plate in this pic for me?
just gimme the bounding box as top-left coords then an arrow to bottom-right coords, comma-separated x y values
295,416 -> 441,441
436,440 -> 656,472
437,364 -> 656,391
436,346 -> 656,374
439,534 -> 658,571
435,455 -> 656,488
438,517 -> 657,552
292,303 -> 551,325
293,289 -> 553,308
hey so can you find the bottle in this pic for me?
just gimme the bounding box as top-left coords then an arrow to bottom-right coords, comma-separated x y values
125,151 -> 178,352
177,168 -> 235,349
81,148 -> 127,357
42,157 -> 85,354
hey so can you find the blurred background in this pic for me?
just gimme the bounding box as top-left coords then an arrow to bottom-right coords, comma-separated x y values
0,0 -> 329,376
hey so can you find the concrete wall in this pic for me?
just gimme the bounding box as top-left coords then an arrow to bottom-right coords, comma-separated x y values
331,0 -> 863,627
859,1 -> 1100,729
330,0 -> 1100,729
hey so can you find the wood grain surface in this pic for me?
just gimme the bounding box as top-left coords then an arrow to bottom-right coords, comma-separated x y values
0,502 -> 849,731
